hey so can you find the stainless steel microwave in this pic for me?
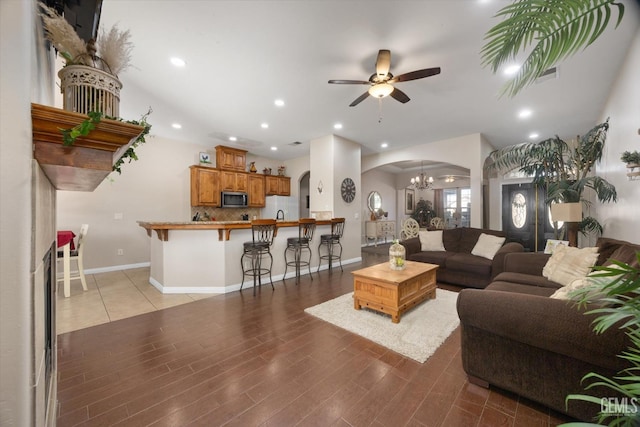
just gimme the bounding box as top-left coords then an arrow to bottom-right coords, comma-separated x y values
221,191 -> 248,208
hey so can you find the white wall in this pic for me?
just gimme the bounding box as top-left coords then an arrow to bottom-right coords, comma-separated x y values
0,2 -> 33,423
595,28 -> 640,244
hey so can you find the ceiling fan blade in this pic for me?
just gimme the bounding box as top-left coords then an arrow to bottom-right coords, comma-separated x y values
390,67 -> 441,83
375,49 -> 391,78
328,79 -> 370,85
390,87 -> 410,103
349,91 -> 370,107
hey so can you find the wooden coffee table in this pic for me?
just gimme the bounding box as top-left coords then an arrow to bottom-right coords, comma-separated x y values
352,261 -> 438,323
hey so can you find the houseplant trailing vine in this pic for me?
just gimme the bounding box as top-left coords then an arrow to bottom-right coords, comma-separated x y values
60,108 -> 152,174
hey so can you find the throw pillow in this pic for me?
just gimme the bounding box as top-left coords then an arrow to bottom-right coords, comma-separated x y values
471,233 -> 506,260
542,245 -> 599,287
418,230 -> 445,251
550,268 -> 622,300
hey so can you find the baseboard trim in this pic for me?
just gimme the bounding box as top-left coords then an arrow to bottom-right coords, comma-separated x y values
84,262 -> 150,275
148,256 -> 362,294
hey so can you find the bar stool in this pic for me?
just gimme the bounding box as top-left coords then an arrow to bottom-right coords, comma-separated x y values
241,219 -> 277,295
317,217 -> 345,272
283,218 -> 316,283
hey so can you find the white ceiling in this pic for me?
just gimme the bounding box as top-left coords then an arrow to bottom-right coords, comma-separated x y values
99,0 -> 639,170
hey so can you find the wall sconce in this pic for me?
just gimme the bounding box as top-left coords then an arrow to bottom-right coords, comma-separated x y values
317,180 -> 323,194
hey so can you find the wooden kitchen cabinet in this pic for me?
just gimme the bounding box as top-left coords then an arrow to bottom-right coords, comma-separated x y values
220,171 -> 248,192
215,145 -> 247,171
190,166 -> 220,206
265,176 -> 291,196
247,174 -> 265,207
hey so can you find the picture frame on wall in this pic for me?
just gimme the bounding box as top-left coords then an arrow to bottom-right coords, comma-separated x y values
199,152 -> 211,164
405,188 -> 415,214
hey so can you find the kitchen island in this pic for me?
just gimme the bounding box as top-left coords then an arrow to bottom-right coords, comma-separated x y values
138,220 -> 348,294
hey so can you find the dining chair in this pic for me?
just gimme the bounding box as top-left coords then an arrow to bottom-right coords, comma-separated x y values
400,218 -> 420,240
57,224 -> 89,296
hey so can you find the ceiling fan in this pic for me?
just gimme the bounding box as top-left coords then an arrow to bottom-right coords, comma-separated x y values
328,49 -> 441,107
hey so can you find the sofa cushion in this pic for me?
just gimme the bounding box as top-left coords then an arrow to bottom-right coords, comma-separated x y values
442,228 -> 462,252
493,272 -> 561,289
542,245 -> 599,286
603,244 -> 640,268
549,269 -> 622,300
418,230 -> 445,251
596,237 -> 635,266
445,253 -> 492,277
471,233 -> 506,260
486,282 -> 556,297
407,251 -> 454,266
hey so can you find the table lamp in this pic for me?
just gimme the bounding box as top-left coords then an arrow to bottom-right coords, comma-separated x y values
550,202 -> 582,247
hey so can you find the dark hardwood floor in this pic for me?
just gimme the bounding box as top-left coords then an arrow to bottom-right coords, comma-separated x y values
56,252 -> 572,426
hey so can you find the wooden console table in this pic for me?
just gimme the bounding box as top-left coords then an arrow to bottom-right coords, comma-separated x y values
365,220 -> 396,246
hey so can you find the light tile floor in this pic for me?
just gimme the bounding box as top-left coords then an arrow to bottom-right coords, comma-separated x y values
56,267 -> 217,334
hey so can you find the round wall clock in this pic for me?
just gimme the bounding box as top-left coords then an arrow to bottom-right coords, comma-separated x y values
341,177 -> 356,203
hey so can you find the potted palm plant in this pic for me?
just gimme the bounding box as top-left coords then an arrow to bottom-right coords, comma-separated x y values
487,120 -> 617,241
563,253 -> 640,426
481,0 -> 626,97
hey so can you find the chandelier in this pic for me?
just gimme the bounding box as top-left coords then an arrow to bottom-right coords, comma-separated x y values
410,162 -> 434,190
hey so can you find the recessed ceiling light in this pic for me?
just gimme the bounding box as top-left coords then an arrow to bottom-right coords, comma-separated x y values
170,57 -> 186,67
529,132 -> 539,139
261,123 -> 269,129
171,123 -> 182,129
333,123 -> 343,130
274,99 -> 285,107
271,146 -> 278,151
518,109 -> 532,119
228,136 -> 237,141
504,64 -> 520,76
381,142 -> 388,148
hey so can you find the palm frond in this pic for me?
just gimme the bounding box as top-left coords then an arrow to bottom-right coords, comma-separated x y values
482,0 -> 625,97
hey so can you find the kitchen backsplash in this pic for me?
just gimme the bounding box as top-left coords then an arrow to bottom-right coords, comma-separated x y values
190,207 -> 261,221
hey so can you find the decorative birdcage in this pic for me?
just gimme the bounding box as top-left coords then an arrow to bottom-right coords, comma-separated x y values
58,40 -> 122,117
389,240 -> 406,271
58,65 -> 122,117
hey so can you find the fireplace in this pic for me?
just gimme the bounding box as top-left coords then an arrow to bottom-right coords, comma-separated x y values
43,242 -> 56,408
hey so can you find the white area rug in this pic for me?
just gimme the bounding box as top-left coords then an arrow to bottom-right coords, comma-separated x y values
304,289 -> 460,363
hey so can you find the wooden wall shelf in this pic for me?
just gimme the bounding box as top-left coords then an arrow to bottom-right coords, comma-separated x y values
31,103 -> 144,191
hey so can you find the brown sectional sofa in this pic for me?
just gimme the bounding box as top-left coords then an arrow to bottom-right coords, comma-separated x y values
401,227 -> 524,288
457,237 -> 640,420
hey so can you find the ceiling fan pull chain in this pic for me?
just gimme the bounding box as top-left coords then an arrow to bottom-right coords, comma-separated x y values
378,98 -> 383,123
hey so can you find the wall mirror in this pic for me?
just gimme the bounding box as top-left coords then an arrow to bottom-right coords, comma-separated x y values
367,191 -> 382,214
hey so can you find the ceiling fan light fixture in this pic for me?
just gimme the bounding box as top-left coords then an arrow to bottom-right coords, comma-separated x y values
368,83 -> 394,98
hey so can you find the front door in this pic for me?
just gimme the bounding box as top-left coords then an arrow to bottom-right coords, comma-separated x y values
502,183 -> 555,252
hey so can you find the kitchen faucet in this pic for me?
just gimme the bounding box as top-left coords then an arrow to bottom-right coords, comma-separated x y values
276,210 -> 285,221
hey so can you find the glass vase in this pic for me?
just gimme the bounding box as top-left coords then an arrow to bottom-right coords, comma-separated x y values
389,240 -> 406,271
